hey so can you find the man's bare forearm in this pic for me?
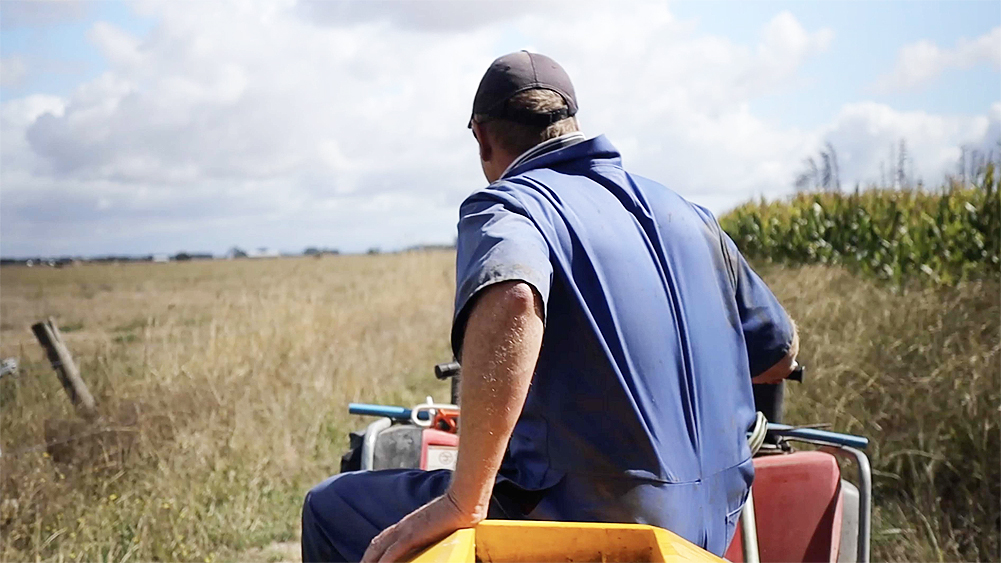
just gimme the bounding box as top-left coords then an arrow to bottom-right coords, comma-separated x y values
445,281 -> 544,522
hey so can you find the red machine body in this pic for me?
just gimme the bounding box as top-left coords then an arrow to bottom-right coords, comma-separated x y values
419,428 -> 459,471
725,451 -> 847,563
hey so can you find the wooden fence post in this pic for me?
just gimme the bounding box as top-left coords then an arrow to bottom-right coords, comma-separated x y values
31,317 -> 96,418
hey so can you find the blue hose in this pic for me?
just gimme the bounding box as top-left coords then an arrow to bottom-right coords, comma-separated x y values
348,403 -> 430,421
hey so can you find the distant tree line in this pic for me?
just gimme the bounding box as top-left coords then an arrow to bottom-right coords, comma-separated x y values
3,240 -> 452,267
303,247 -> 340,256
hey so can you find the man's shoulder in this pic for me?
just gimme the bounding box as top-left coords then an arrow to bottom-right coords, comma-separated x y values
459,175 -> 552,213
460,182 -> 523,208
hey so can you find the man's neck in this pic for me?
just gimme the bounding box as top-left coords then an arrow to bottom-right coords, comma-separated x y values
499,132 -> 587,180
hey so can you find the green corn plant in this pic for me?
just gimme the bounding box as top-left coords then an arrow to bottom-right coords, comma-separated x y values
720,162 -> 1001,286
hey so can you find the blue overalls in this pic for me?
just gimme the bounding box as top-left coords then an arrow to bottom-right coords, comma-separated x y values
302,135 -> 794,562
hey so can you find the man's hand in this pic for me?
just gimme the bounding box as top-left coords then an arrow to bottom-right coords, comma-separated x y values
361,492 -> 475,563
751,359 -> 798,384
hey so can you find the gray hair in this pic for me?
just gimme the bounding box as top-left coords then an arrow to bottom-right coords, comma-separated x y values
474,89 -> 580,156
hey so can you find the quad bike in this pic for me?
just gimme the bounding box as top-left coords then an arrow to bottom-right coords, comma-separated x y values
341,363 -> 871,563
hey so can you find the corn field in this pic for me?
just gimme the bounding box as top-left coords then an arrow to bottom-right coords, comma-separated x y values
719,163 -> 1001,285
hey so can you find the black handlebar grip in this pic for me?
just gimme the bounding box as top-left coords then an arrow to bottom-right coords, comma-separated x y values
434,362 -> 461,380
788,365 -> 805,382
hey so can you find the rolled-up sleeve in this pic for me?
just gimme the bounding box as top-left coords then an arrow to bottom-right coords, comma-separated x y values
451,191 -> 553,359
722,233 -> 795,378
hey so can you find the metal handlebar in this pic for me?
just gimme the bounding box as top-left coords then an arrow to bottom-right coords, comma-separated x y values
766,423 -> 869,450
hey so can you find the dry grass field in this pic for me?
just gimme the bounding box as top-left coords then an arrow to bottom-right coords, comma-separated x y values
0,251 -> 997,562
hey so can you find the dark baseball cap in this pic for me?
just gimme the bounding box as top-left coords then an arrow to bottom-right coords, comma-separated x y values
469,51 -> 578,128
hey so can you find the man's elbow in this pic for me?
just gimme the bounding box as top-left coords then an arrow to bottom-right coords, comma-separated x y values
751,320 -> 799,384
787,320 -> 799,360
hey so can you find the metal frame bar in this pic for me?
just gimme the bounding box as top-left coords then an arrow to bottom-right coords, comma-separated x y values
823,446 -> 872,563
740,487 -> 761,563
361,417 -> 393,471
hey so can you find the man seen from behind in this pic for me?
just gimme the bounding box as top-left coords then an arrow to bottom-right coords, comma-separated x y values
301,51 -> 799,562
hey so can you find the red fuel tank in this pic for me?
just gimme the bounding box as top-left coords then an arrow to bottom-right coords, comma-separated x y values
725,451 -> 844,563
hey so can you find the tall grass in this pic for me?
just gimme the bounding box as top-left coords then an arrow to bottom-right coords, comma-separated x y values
1,254 -> 456,562
0,252 -> 997,561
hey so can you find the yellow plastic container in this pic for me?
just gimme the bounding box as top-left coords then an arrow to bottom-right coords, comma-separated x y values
409,520 -> 726,563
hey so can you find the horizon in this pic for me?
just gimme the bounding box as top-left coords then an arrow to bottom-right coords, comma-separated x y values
0,242 -> 458,261
0,174 -> 994,261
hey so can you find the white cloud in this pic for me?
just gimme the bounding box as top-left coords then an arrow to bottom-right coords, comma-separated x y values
875,26 -> 1001,92
88,21 -> 146,69
820,101 -> 995,186
1,94 -> 65,180
0,1 -> 997,257
293,0 -> 575,32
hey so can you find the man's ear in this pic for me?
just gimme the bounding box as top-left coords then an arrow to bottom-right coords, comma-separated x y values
472,121 -> 493,163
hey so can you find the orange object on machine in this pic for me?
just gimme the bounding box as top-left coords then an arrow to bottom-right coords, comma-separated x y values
432,407 -> 459,433
724,451 -> 844,563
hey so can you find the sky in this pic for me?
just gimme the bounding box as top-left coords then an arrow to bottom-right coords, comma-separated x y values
1,0 -> 999,258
